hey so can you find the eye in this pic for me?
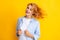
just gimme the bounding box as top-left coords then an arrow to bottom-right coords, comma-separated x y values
27,7 -> 29,9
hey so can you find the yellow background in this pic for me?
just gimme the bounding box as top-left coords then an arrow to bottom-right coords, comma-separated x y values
0,0 -> 60,40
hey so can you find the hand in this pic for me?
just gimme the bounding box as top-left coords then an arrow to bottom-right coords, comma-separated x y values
24,30 -> 34,39
17,29 -> 22,35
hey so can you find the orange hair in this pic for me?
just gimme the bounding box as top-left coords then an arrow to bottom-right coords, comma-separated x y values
27,3 -> 44,19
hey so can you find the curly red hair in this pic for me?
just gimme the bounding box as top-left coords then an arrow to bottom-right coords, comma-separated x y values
27,3 -> 44,19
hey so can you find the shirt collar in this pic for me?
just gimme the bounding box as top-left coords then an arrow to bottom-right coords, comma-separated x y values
21,16 -> 35,23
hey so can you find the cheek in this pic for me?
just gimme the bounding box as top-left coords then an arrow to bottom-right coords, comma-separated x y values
30,11 -> 34,14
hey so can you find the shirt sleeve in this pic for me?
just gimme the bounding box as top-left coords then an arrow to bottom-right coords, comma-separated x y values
33,21 -> 40,40
16,18 -> 21,37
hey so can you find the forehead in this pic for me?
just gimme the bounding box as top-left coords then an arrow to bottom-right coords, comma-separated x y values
27,5 -> 33,9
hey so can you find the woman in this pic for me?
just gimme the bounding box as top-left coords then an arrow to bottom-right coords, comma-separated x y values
16,3 -> 43,40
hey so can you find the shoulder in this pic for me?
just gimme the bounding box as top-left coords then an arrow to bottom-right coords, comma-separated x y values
17,16 -> 24,22
18,16 -> 24,20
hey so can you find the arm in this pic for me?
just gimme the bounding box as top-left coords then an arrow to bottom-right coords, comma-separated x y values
16,18 -> 22,37
24,21 -> 40,40
33,22 -> 40,40
24,30 -> 34,39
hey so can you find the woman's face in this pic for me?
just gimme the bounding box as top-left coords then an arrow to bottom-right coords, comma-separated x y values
26,5 -> 34,16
